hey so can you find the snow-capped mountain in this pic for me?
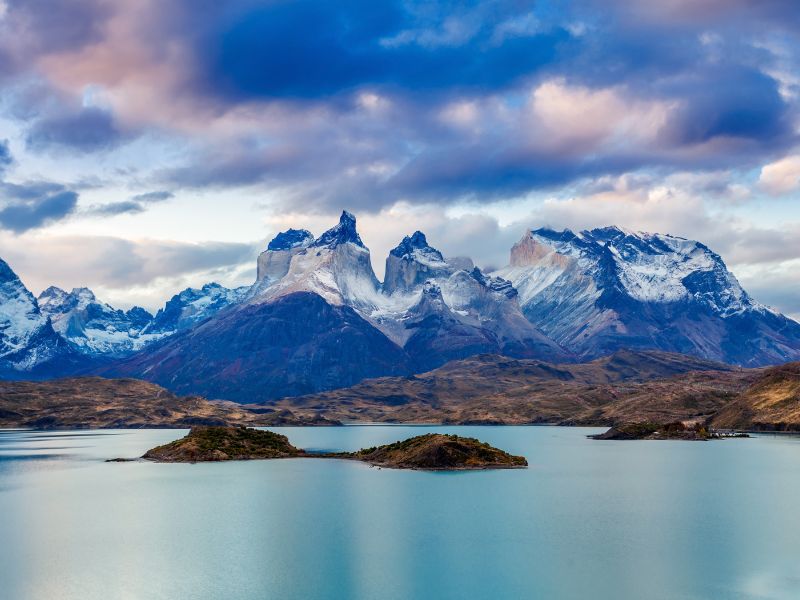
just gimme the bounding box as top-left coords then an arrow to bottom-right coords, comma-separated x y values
383,231 -> 457,294
0,260 -> 71,374
38,287 -> 159,356
250,214 -> 563,361
142,283 -> 248,335
104,212 -> 568,400
493,226 -> 800,366
2,210 -> 798,395
252,211 -> 382,311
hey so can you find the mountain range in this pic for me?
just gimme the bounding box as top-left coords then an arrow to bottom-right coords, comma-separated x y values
0,210 -> 798,402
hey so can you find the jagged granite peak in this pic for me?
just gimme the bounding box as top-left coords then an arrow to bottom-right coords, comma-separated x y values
495,225 -> 800,366
390,231 -> 443,260
38,285 -> 69,307
257,230 -> 314,284
0,259 -> 70,372
469,267 -> 518,299
38,286 -> 159,356
312,210 -> 365,248
267,228 -> 314,251
126,306 -> 154,330
384,231 -> 453,294
252,211 -> 380,309
143,282 -> 247,335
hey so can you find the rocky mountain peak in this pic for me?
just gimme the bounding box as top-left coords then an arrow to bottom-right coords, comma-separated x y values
38,286 -> 69,307
470,267 -> 518,299
384,231 -> 452,294
422,280 -> 443,298
70,287 -> 98,304
390,231 -> 442,260
312,210 -> 364,249
267,228 -> 314,251
0,259 -> 66,371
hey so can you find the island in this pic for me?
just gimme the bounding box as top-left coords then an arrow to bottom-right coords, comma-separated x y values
133,426 -> 528,470
340,433 -> 528,470
142,426 -> 305,462
590,421 -> 749,441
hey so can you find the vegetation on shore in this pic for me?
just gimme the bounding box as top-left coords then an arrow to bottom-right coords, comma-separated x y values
137,427 -> 527,470
590,421 -> 749,441
142,426 -> 304,462
340,433 -> 528,470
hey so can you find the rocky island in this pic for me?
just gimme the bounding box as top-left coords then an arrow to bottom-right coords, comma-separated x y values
590,421 -> 748,441
135,427 -> 527,470
142,426 -> 305,462
341,433 -> 528,470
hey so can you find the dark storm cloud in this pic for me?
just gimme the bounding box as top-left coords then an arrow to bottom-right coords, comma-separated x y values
662,66 -> 792,146
26,106 -> 127,152
3,0 -> 800,209
202,0 -> 567,99
0,182 -> 78,232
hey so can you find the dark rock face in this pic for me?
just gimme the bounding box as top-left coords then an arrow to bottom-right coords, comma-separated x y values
312,210 -> 365,248
107,292 -> 411,402
403,282 -> 498,372
267,228 -> 314,251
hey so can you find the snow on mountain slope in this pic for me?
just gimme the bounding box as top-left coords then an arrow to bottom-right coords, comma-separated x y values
383,231 -> 454,294
143,282 -> 248,336
255,228 -> 314,286
494,226 -> 800,366
0,260 -> 69,371
251,211 -> 383,311
38,286 -> 161,356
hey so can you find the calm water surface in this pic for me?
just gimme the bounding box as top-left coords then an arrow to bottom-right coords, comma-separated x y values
1,426 -> 799,600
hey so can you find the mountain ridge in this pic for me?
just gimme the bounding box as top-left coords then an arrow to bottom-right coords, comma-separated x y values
0,211 -> 797,399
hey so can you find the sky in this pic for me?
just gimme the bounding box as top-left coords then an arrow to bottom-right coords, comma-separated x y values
0,0 -> 798,318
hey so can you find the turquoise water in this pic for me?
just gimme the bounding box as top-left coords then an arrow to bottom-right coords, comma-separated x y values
1,426 -> 800,600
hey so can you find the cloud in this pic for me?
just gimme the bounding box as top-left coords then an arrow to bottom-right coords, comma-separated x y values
83,190 -> 175,217
738,261 -> 800,320
0,181 -> 78,232
84,200 -> 144,217
759,154 -> 800,195
0,0 -> 797,214
0,233 -> 258,311
130,190 -> 173,203
201,0 -> 566,100
0,139 -> 12,175
26,106 -> 127,152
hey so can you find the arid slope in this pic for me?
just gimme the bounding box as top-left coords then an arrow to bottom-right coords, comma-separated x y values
0,377 -> 335,429
270,350 -> 754,425
711,362 -> 800,431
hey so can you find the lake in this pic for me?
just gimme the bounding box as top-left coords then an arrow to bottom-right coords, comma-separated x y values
1,426 -> 799,600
